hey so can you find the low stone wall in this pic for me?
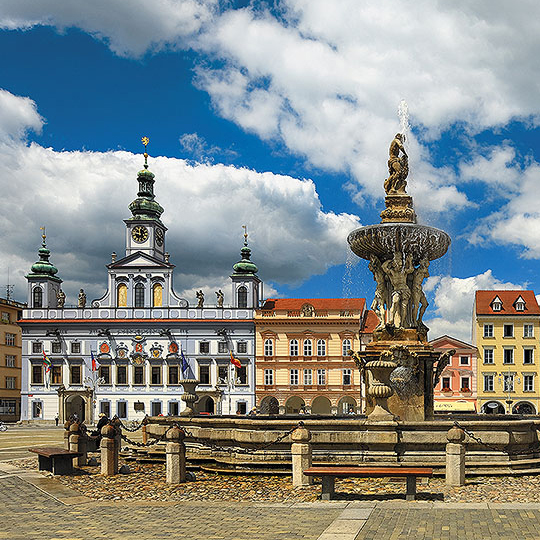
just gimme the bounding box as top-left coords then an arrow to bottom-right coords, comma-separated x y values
144,415 -> 540,473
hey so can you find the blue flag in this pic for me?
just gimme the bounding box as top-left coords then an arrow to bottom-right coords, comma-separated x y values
181,349 -> 189,376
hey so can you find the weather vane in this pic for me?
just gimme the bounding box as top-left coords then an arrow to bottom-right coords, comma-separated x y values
242,225 -> 248,245
40,226 -> 46,244
141,136 -> 150,168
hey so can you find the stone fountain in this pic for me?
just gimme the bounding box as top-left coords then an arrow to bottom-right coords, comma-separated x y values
348,132 -> 453,422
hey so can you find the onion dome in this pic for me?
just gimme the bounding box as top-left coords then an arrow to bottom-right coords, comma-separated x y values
232,227 -> 258,275
27,229 -> 61,281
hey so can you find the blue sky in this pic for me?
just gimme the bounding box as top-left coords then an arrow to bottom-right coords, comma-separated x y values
2,1 -> 540,341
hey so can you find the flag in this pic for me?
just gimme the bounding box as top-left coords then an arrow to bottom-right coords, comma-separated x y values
181,349 -> 189,375
91,351 -> 99,372
42,351 -> 52,373
229,350 -> 242,369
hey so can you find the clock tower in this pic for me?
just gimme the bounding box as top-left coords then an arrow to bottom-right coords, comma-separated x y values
124,137 -> 167,261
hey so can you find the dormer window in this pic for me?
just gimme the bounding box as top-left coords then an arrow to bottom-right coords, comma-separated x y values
491,296 -> 502,312
515,296 -> 526,312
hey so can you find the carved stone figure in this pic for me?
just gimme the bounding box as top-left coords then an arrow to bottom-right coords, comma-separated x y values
78,289 -> 86,308
56,289 -> 66,308
433,349 -> 456,388
196,290 -> 204,308
384,133 -> 409,195
382,251 -> 414,328
216,289 -> 224,308
301,303 -> 314,317
411,258 -> 430,325
368,254 -> 387,329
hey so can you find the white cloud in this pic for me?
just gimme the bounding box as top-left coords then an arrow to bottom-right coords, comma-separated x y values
0,89 -> 43,141
0,89 -> 360,305
425,270 -> 523,342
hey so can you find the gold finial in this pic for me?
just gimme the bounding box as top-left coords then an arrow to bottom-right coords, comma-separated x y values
242,225 -> 248,246
141,136 -> 150,169
40,226 -> 46,244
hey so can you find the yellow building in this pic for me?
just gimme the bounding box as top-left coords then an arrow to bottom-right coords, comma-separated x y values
474,290 -> 540,415
0,298 -> 25,422
255,298 -> 366,415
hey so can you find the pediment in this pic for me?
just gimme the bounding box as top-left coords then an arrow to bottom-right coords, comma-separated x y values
108,251 -> 172,270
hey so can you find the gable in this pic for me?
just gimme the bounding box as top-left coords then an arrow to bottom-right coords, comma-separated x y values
109,251 -> 172,270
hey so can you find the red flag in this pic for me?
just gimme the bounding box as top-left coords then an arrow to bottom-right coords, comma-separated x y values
91,351 -> 99,372
229,350 -> 241,369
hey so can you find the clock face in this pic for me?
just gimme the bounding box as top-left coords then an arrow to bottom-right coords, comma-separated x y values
132,226 -> 148,243
156,228 -> 164,246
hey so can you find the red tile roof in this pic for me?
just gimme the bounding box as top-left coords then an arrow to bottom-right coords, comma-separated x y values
361,310 -> 379,333
475,290 -> 540,315
260,298 -> 365,311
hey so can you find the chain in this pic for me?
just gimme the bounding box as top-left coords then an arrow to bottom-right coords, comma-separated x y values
114,415 -> 148,433
453,420 -> 540,456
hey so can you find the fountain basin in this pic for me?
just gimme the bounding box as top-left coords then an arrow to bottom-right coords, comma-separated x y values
348,223 -> 450,263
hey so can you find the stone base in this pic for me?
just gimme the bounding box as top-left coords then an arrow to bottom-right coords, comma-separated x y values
380,194 -> 417,223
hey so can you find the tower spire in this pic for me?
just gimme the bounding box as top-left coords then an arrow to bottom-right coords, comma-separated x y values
232,225 -> 258,275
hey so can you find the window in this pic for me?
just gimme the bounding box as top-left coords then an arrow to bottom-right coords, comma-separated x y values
290,369 -> 299,385
6,355 -> 15,368
151,402 -> 162,416
317,339 -> 326,356
218,365 -> 228,383
524,375 -> 534,392
342,339 -> 352,357
51,365 -> 62,384
524,324 -> 534,338
151,366 -> 161,385
32,365 -> 43,384
503,348 -> 514,364
134,366 -> 145,385
459,356 -> 469,366
99,365 -> 110,384
515,300 -> 525,311
303,369 -> 312,385
343,369 -> 352,386
32,401 -> 42,419
51,342 -> 61,354
303,340 -> 312,357
134,283 -> 145,308
168,365 -> 179,385
492,300 -> 502,311
199,365 -> 210,384
117,401 -> 127,419
264,339 -> 273,357
483,348 -> 494,364
1,312 -> 9,323
524,348 -> 534,364
0,400 -> 16,415
117,365 -> 127,385
236,365 -> 247,384
237,286 -> 248,308
237,342 -> 247,354
6,377 -> 15,389
236,402 -> 247,415
461,377 -> 470,391
100,401 -> 111,417
117,283 -> 127,307
503,324 -> 514,337
33,286 -> 43,308
289,339 -> 299,357
483,324 -> 494,338
32,341 -> 42,353
199,341 -> 209,354
503,374 -> 514,392
483,374 -> 494,392
317,369 -> 326,385
169,402 -> 179,416
70,365 -> 81,385
441,377 -> 451,391
218,341 -> 228,354
264,369 -> 274,385
71,342 -> 81,354
152,283 -> 163,307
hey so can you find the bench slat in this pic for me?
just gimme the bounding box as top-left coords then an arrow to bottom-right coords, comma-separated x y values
28,447 -> 82,458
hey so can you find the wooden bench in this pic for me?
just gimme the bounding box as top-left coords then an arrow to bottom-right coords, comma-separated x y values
28,447 -> 82,475
303,466 -> 433,501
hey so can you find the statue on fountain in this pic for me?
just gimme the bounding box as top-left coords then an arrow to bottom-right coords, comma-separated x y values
384,133 -> 409,195
382,251 -> 414,329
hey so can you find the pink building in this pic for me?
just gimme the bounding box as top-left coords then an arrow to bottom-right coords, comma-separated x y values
430,335 -> 478,413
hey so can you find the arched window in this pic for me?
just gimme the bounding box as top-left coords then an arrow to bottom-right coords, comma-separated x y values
117,284 -> 127,307
237,286 -> 248,308
134,283 -> 145,308
289,339 -> 299,357
264,339 -> 273,357
303,339 -> 312,357
342,339 -> 352,357
317,339 -> 326,356
153,283 -> 163,307
33,286 -> 43,308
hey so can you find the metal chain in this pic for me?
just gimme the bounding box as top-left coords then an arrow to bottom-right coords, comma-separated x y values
453,420 -> 540,456
114,415 -> 148,433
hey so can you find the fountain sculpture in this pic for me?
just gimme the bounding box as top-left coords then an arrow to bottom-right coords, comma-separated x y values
348,132 -> 453,422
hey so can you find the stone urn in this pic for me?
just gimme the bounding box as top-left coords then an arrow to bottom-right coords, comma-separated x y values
365,358 -> 397,422
179,379 -> 199,416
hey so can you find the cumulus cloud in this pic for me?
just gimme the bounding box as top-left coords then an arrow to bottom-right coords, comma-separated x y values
425,270 -> 523,343
0,89 -> 360,305
179,132 -> 238,162
0,89 -> 44,141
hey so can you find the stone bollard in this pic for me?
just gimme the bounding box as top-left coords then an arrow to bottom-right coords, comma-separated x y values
64,420 -> 72,450
166,426 -> 186,484
291,423 -> 313,487
111,418 -> 122,473
101,424 -> 118,476
446,426 -> 466,486
142,423 -> 148,444
69,422 -> 87,467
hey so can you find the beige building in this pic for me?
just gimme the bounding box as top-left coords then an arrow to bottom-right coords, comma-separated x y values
255,298 -> 366,415
0,298 -> 25,421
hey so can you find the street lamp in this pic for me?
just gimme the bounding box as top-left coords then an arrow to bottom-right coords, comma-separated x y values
84,365 -> 105,424
497,367 -> 521,415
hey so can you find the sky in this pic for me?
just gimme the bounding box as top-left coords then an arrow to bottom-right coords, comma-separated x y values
1,0 -> 540,343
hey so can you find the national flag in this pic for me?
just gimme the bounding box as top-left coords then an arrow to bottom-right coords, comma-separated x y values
181,349 -> 189,375
42,351 -> 52,373
91,351 -> 99,372
229,350 -> 242,369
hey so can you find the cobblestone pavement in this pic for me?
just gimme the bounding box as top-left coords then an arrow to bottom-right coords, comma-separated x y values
0,425 -> 65,461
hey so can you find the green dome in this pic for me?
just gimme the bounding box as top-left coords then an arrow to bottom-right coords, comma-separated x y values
128,160 -> 163,221
27,240 -> 60,280
232,245 -> 258,274
137,168 -> 155,179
